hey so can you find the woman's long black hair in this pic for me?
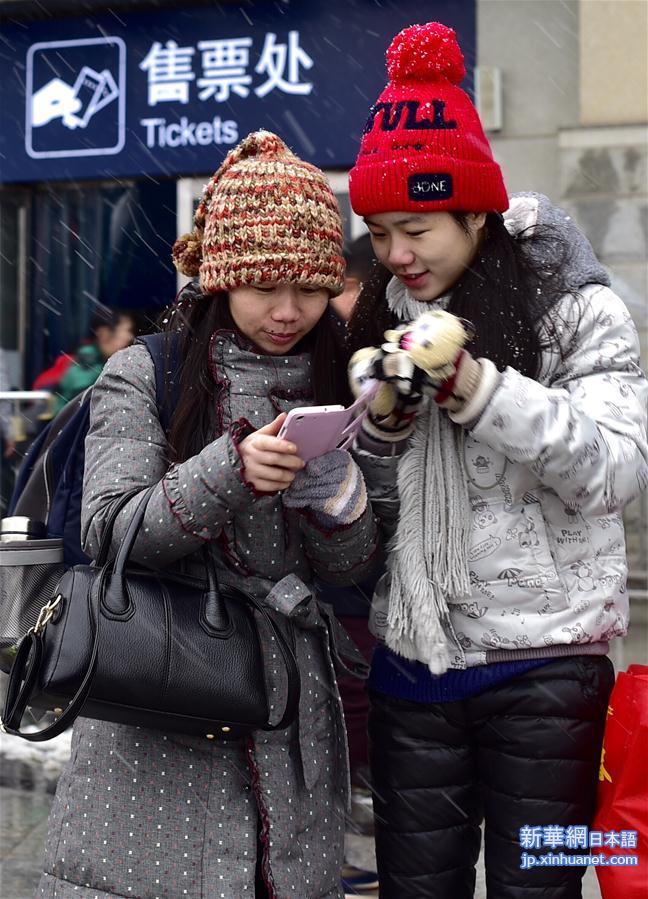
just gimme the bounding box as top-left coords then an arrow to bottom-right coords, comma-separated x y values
161,281 -> 348,462
347,212 -> 579,378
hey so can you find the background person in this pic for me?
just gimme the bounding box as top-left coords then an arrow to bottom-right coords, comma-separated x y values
51,308 -> 136,414
346,22 -> 648,899
330,233 -> 376,325
93,308 -> 137,359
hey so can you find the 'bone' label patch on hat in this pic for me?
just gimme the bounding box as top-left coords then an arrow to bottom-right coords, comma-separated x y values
408,173 -> 453,200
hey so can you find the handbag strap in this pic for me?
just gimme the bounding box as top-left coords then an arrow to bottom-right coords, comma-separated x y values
1,489 -> 300,740
95,486 -> 152,568
1,606 -> 101,741
234,590 -> 300,731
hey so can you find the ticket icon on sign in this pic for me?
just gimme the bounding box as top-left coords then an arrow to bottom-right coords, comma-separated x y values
26,35 -> 125,159
31,66 -> 119,131
62,67 -> 119,129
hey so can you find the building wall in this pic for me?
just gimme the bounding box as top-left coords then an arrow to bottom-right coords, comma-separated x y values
568,2 -> 648,574
580,0 -> 648,126
478,0 -> 646,325
478,0 -> 580,198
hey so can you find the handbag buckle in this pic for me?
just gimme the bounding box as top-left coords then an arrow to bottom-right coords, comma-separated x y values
29,594 -> 62,635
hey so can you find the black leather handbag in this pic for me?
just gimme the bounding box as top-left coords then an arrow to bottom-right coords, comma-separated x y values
0,488 -> 300,742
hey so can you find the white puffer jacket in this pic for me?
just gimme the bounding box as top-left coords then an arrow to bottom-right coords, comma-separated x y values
359,195 -> 648,668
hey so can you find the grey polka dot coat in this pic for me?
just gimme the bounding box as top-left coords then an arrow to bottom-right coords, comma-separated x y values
38,331 -> 379,899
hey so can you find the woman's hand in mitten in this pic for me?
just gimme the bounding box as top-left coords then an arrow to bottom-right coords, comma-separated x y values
348,346 -> 422,445
387,310 -> 499,418
281,449 -> 367,528
384,310 -> 476,411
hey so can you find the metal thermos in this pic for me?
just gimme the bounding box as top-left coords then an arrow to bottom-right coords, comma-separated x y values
0,517 -> 47,542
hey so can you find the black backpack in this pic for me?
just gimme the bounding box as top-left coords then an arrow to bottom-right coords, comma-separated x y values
7,333 -> 179,567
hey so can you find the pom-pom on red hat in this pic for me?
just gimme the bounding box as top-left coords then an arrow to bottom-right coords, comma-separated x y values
349,22 -> 508,216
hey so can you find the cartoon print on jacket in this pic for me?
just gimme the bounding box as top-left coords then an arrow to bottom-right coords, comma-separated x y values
472,454 -> 493,477
455,600 -> 488,619
471,494 -> 498,529
455,632 -> 473,649
561,623 -> 592,643
480,629 -> 532,649
518,512 -> 540,548
593,339 -> 626,372
570,561 -> 595,591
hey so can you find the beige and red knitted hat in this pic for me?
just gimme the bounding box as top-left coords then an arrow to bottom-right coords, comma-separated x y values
172,130 -> 345,296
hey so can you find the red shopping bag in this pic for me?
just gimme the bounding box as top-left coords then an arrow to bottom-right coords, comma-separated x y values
592,665 -> 648,898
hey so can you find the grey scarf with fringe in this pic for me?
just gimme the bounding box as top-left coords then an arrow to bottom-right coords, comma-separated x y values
384,278 -> 472,673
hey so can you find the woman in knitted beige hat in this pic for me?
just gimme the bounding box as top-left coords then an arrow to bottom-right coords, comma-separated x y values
345,21 -> 648,899
37,130 -> 378,899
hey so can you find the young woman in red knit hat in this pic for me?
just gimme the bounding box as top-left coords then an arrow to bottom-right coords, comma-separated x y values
346,22 -> 648,899
37,131 -> 377,899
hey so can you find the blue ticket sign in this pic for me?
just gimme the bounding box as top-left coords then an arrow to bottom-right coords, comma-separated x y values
0,1 -> 475,183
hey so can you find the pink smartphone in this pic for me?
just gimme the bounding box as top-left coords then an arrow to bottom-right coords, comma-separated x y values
278,383 -> 379,462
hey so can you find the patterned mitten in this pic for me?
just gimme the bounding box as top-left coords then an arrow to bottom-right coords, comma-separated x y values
384,310 -> 497,416
348,346 -> 422,446
282,449 -> 367,528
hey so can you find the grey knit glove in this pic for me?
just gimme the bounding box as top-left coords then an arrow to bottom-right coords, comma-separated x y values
282,449 -> 367,529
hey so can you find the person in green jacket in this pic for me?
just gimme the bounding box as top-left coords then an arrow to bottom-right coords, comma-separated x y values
52,310 -> 135,413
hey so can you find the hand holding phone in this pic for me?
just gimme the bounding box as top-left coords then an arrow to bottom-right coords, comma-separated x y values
238,414 -> 305,493
277,383 -> 379,462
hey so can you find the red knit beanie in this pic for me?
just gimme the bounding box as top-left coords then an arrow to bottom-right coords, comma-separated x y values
349,22 -> 508,216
